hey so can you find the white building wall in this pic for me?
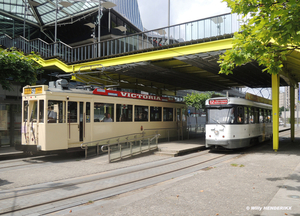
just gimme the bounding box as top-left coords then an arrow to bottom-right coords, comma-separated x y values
279,86 -> 299,109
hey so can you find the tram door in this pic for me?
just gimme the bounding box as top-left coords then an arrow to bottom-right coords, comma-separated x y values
177,108 -> 182,139
24,100 -> 39,145
79,102 -> 83,142
67,101 -> 88,143
68,101 -> 85,143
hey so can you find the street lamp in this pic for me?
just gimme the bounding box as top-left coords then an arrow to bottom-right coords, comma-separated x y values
211,16 -> 223,35
168,0 -> 170,44
23,0 -> 27,39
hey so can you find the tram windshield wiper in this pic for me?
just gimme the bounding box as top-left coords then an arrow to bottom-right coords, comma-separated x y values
212,118 -> 225,127
212,118 -> 219,124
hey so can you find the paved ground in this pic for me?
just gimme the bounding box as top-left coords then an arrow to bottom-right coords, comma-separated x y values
1,127 -> 299,216
51,136 -> 300,216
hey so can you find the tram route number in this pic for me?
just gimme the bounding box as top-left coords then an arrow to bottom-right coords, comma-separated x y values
209,99 -> 228,105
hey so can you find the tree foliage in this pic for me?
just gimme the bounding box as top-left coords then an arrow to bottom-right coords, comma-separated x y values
184,92 -> 216,110
0,48 -> 43,90
219,0 -> 300,75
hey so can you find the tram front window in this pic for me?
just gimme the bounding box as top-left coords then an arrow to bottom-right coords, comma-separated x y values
207,108 -> 235,124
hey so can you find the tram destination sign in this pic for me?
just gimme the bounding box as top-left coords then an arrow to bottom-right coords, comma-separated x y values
24,86 -> 43,95
209,99 -> 228,105
93,89 -> 175,102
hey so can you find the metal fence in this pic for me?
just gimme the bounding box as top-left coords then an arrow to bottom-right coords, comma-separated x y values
0,13 -> 242,63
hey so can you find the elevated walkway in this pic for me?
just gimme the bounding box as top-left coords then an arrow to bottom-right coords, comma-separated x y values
0,13 -> 240,66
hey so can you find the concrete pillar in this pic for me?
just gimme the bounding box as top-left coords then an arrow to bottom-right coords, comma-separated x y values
272,74 -> 280,151
290,85 -> 295,142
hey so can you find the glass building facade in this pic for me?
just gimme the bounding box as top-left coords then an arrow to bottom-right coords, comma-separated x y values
0,0 -> 144,43
111,0 -> 143,31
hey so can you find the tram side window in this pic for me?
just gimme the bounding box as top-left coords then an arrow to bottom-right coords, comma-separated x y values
23,101 -> 28,122
116,104 -> 133,122
267,110 -> 272,123
249,107 -> 254,124
182,108 -> 187,122
94,103 -> 114,122
150,106 -> 162,121
244,107 -> 248,124
163,107 -> 173,121
135,106 -> 148,121
237,106 -> 244,123
177,108 -> 181,121
254,108 -> 259,123
264,109 -> 268,123
49,100 -> 66,123
259,109 -> 264,123
86,102 -> 90,123
67,102 -> 77,123
39,100 -> 44,123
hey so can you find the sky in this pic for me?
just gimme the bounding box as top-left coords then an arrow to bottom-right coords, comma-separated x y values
137,0 -> 231,31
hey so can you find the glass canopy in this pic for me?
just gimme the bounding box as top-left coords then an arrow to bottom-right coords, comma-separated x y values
0,0 -> 99,26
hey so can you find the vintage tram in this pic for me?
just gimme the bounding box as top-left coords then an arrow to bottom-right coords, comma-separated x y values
17,79 -> 187,153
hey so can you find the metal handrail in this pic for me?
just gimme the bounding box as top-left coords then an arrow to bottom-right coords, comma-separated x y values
79,127 -> 183,161
100,133 -> 160,152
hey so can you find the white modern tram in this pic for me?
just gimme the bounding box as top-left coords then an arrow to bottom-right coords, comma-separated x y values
205,97 -> 272,149
17,79 -> 187,153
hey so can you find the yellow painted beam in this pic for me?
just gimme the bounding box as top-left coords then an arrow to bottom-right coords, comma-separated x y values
272,74 -> 279,151
36,38 -> 233,73
290,85 -> 295,142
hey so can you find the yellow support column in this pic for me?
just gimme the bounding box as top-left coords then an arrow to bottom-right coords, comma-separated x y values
290,85 -> 295,142
272,74 -> 279,151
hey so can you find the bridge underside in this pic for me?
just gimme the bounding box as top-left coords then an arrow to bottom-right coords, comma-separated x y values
39,37 -> 295,96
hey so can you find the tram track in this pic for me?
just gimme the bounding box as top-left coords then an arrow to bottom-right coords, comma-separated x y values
0,151 -> 240,215
0,150 -> 212,201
